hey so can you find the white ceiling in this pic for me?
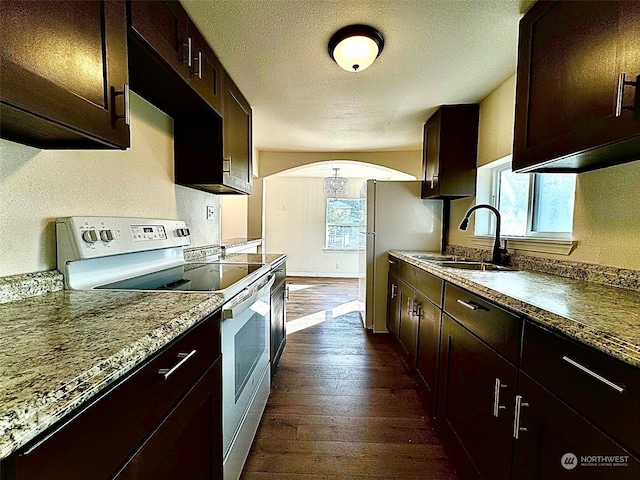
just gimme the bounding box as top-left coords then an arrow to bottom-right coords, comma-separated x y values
181,0 -> 534,153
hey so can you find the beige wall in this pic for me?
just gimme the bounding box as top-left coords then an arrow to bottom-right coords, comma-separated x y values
449,74 -> 640,270
249,150 -> 422,243
265,176 -> 368,276
221,195 -> 248,239
0,93 -> 222,276
258,150 -> 422,178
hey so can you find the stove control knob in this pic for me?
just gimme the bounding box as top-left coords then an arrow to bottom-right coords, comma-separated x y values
100,229 -> 114,242
176,228 -> 191,237
82,230 -> 98,244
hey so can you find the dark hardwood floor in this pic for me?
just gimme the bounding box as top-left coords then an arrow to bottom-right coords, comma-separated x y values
240,276 -> 461,480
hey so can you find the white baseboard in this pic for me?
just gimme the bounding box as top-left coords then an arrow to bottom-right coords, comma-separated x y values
287,271 -> 361,279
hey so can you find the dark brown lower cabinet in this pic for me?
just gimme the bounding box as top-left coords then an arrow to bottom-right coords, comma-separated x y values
270,261 -> 287,376
3,315 -> 222,480
386,271 -> 399,335
512,372 -> 640,480
113,358 -> 222,480
438,314 -> 517,480
397,279 -> 417,369
414,291 -> 440,418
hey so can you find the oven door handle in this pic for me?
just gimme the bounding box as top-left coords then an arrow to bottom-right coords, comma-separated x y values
222,276 -> 275,320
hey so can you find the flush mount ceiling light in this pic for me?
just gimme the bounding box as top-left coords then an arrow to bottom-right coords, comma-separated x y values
323,168 -> 348,198
328,24 -> 385,73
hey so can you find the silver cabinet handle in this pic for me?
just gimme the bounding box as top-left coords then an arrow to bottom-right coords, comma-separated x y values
223,156 -> 232,173
111,84 -> 130,126
194,50 -> 202,79
158,350 -> 196,380
615,72 -> 638,117
390,283 -> 397,299
285,285 -> 290,301
456,298 -> 479,311
430,175 -> 438,189
493,377 -> 508,418
562,356 -> 626,394
414,303 -> 422,319
513,394 -> 529,439
184,37 -> 192,67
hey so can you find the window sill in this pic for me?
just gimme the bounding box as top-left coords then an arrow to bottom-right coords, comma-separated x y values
470,235 -> 577,256
322,248 -> 361,254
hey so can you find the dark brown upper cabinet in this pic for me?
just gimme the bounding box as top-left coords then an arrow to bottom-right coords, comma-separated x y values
174,71 -> 253,195
128,0 -> 222,116
222,72 -> 253,194
421,104 -> 479,200
0,0 -> 130,149
513,0 -> 640,173
128,0 -> 251,194
189,26 -> 223,115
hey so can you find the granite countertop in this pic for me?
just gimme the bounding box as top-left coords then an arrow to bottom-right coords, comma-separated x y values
0,289 -> 224,461
220,238 -> 262,249
390,251 -> 640,369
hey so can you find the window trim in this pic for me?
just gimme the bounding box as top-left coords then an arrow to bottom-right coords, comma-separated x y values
472,156 -> 578,255
324,197 -> 365,252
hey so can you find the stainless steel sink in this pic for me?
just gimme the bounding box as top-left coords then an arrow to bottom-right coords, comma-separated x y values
434,260 -> 516,271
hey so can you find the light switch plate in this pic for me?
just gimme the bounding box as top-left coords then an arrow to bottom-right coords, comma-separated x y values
206,205 -> 216,221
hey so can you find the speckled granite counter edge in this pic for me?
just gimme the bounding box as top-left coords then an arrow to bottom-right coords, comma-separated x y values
0,294 -> 224,461
0,271 -> 64,304
220,238 -> 263,250
390,250 -> 640,369
184,245 -> 221,262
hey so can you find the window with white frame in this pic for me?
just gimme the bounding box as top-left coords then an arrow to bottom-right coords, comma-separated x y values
325,198 -> 365,251
475,157 -> 577,239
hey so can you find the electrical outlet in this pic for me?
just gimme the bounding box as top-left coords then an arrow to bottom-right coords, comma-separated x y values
206,205 -> 216,221
336,262 -> 340,269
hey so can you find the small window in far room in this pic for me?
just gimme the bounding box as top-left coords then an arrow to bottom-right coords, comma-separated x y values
325,198 -> 365,251
475,157 -> 577,240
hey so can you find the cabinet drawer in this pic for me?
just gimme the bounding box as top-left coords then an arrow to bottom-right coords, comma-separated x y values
12,314 -> 221,480
444,283 -> 521,364
398,261 -> 443,307
522,321 -> 640,455
388,255 -> 399,276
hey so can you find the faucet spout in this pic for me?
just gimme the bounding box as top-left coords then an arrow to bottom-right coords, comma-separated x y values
459,204 -> 507,265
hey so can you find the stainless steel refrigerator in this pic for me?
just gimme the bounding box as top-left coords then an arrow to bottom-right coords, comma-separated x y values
358,180 -> 443,333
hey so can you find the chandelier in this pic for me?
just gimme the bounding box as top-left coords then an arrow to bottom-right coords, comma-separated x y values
323,168 -> 348,198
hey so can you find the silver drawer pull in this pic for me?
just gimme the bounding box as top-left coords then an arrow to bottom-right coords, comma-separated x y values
457,298 -> 479,311
562,356 -> 626,394
158,350 -> 197,380
493,377 -> 508,418
513,394 -> 529,439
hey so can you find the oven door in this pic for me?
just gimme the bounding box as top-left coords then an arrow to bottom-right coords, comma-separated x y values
221,276 -> 273,480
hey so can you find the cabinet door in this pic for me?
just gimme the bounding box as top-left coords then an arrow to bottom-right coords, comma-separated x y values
512,372 -> 640,480
0,0 -> 129,149
420,110 -> 442,198
189,25 -> 223,115
513,0 -> 640,172
386,272 -> 399,336
222,71 -> 253,194
128,0 -> 190,81
397,280 -> 417,369
270,280 -> 286,373
415,292 -> 441,418
438,314 -> 516,480
113,358 -> 223,480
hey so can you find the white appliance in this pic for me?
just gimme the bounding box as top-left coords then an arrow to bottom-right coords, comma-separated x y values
358,180 -> 443,333
55,216 -> 273,480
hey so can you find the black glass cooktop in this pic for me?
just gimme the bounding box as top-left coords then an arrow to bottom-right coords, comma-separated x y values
96,263 -> 265,292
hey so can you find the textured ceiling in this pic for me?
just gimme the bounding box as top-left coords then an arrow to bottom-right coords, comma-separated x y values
181,0 -> 534,153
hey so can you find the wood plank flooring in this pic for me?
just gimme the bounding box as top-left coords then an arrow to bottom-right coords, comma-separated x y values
240,277 -> 461,480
